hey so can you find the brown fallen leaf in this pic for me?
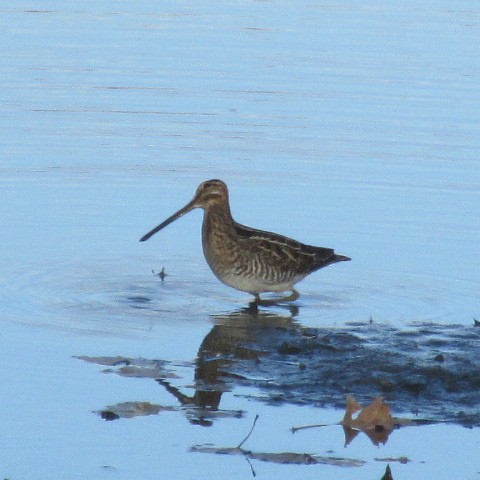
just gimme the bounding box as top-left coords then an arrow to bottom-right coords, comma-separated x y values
75,355 -> 131,366
248,451 -> 365,467
293,395 -> 433,446
96,401 -> 176,420
192,415 -> 365,469
376,456 -> 409,464
341,396 -> 395,446
345,424 -> 392,447
190,445 -> 365,467
75,355 -> 179,379
342,395 -> 395,431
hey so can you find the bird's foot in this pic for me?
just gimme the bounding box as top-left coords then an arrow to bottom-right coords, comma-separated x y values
251,289 -> 299,306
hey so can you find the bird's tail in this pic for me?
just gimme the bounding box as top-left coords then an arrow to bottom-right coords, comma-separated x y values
312,249 -> 351,271
333,254 -> 351,263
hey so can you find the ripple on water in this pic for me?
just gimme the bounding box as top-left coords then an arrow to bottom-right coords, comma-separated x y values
0,257 -> 225,335
2,254 -> 479,425
2,249 -> 477,335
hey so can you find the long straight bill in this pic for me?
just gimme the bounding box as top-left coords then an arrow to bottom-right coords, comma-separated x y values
139,200 -> 196,242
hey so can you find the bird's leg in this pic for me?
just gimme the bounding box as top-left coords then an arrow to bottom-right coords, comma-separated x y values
248,293 -> 262,309
252,289 -> 300,306
284,288 -> 300,302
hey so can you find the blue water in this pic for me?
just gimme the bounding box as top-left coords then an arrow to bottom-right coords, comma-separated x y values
1,2 -> 479,479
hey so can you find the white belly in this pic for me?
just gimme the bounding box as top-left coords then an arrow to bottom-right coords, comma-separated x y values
218,272 -> 303,294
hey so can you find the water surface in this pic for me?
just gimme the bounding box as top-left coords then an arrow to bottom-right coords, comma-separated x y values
1,2 -> 479,479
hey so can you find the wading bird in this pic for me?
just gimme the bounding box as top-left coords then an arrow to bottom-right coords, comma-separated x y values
140,179 -> 350,304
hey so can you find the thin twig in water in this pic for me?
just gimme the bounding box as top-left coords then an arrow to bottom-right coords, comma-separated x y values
237,414 -> 259,449
152,267 -> 168,281
245,456 -> 256,477
291,423 -> 329,434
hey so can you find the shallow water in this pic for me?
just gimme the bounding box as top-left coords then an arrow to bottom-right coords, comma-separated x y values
2,2 -> 480,479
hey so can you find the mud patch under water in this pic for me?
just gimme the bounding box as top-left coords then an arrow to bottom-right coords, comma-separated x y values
78,307 -> 480,427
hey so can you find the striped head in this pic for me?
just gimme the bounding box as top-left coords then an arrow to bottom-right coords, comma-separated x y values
139,179 -> 229,242
191,179 -> 229,208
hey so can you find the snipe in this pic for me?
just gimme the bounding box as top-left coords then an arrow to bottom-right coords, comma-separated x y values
140,179 -> 350,304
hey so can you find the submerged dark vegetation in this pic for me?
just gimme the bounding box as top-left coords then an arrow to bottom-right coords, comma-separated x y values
80,306 -> 480,427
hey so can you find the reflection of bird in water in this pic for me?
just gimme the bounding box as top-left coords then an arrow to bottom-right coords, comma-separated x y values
156,306 -> 299,426
140,179 -> 350,304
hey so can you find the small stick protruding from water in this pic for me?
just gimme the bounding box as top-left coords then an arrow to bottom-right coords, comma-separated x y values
291,423 -> 329,434
152,267 -> 167,281
245,456 -> 256,477
237,414 -> 259,449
